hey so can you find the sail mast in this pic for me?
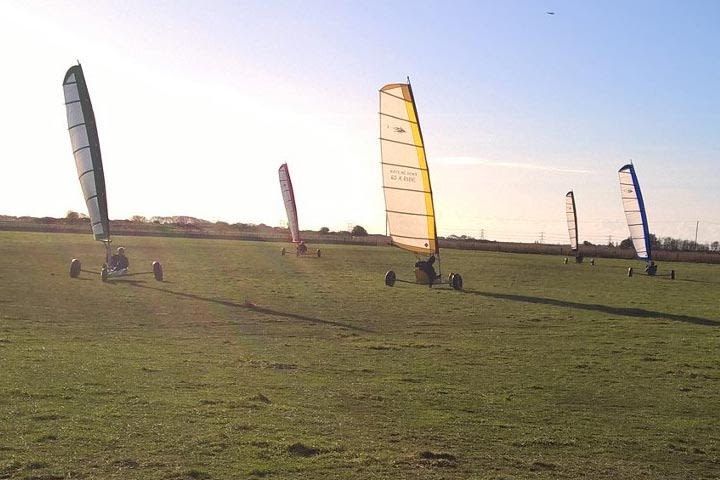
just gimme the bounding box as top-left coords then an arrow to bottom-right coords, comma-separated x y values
406,78 -> 440,257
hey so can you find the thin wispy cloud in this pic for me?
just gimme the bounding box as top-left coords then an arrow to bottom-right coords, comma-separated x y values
435,156 -> 595,174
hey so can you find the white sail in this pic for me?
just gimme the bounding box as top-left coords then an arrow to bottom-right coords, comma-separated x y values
379,82 -> 438,255
278,163 -> 301,243
618,164 -> 651,260
566,191 -> 578,251
63,64 -> 110,241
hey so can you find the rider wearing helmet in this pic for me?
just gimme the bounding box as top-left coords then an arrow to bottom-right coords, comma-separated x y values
109,246 -> 130,271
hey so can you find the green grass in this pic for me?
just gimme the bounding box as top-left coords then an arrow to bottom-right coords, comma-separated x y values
1,231 -> 719,479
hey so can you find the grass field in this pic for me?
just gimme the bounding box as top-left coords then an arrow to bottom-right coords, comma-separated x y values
1,231 -> 719,479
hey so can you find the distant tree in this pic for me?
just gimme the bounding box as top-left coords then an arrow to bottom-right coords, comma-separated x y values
619,237 -> 634,249
620,233 -> 658,251
351,225 -> 368,236
712,241 -> 719,252
319,226 -> 330,234
648,233 -> 659,248
66,210 -> 79,220
130,215 -> 147,223
661,236 -> 678,251
583,240 -> 594,246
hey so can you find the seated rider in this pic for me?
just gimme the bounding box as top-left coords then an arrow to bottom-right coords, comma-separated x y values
645,260 -> 657,276
109,246 -> 130,271
415,254 -> 439,286
296,241 -> 308,255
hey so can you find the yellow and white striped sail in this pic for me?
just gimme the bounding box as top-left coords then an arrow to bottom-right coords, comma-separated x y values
379,83 -> 437,255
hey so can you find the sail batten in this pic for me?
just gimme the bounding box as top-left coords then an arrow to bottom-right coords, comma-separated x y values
618,164 -> 651,260
278,163 -> 301,243
379,82 -> 438,255
379,112 -> 419,125
63,64 -> 109,241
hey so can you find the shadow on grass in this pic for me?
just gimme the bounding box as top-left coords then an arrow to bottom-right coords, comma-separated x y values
465,290 -> 720,327
676,278 -> 720,285
125,282 -> 373,333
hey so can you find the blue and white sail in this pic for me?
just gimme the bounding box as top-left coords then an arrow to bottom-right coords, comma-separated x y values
565,191 -> 578,252
618,164 -> 651,260
63,63 -> 110,241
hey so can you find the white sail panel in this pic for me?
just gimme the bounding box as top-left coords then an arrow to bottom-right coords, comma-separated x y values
565,191 -> 578,251
74,149 -> 94,177
278,163 -> 301,243
386,211 -> 436,252
379,82 -> 437,255
618,164 -> 651,260
69,125 -> 90,150
63,81 -> 80,103
79,172 -> 98,198
65,101 -> 85,129
63,64 -> 110,241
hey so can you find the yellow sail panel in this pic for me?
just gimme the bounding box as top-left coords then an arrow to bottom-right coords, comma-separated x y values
379,83 -> 437,255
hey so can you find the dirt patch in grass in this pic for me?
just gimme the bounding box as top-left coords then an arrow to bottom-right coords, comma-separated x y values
31,414 -> 61,421
185,469 -> 211,479
420,451 -> 456,461
251,393 -> 272,404
529,461 -> 557,471
287,442 -> 320,457
112,458 -> 139,469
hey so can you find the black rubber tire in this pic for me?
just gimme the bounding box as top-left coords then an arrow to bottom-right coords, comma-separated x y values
627,267 -> 633,277
281,247 -> 286,256
448,273 -> 455,285
384,270 -> 396,287
316,249 -> 321,257
101,264 -> 108,282
451,273 -> 463,291
152,261 -> 163,281
70,258 -> 81,278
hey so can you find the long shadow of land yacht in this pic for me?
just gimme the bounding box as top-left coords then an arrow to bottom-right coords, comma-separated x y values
123,281 -> 374,333
465,290 -> 719,327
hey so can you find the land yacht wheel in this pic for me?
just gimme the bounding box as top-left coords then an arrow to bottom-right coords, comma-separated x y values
451,273 -> 463,291
69,259 -> 81,278
153,261 -> 163,281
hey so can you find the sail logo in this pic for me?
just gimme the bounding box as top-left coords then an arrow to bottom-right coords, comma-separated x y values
389,168 -> 417,183
393,127 -> 406,133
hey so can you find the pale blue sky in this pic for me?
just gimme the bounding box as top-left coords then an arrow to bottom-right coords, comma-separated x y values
1,0 -> 719,243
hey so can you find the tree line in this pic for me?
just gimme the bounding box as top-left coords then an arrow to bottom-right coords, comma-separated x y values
611,234 -> 719,252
